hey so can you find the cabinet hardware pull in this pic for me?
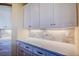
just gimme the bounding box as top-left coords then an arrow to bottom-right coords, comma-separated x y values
37,51 -> 43,55
26,46 -> 29,48
29,26 -> 31,27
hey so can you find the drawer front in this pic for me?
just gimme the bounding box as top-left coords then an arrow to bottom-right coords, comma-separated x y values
24,44 -> 33,52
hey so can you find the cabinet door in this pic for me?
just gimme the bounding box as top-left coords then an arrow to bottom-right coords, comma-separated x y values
30,3 -> 40,29
40,3 -> 51,28
54,3 -> 76,28
24,4 -> 31,29
24,4 -> 40,29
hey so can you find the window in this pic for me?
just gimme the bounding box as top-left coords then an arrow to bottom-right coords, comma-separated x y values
0,5 -> 11,29
0,5 -> 12,39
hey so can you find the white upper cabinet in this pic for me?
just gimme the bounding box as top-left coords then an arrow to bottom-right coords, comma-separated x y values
39,3 -> 51,28
30,3 -> 40,29
24,4 -> 31,28
0,5 -> 11,29
24,4 -> 40,29
24,3 -> 76,29
53,3 -> 76,28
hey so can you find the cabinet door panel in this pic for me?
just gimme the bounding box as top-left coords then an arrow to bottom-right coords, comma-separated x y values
54,3 -> 76,28
40,3 -> 51,28
30,3 -> 40,29
24,4 -> 31,28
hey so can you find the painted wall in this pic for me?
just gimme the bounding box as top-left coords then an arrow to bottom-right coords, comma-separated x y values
12,4 -> 29,40
29,29 -> 74,44
17,29 -> 29,39
12,4 -> 26,55
74,3 -> 79,55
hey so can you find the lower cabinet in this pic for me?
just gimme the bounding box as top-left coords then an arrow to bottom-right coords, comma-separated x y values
24,44 -> 33,56
16,41 -> 64,56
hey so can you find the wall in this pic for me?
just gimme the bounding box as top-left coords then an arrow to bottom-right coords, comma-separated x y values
29,29 -> 75,44
12,4 -> 29,40
74,3 -> 79,55
12,4 -> 25,56
11,4 -> 30,55
17,29 -> 29,39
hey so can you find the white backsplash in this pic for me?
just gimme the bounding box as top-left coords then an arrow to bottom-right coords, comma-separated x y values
29,29 -> 74,44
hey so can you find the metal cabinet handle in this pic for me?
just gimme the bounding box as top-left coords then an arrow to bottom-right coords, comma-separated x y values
28,25 -> 31,27
37,51 -> 43,55
25,46 -> 29,49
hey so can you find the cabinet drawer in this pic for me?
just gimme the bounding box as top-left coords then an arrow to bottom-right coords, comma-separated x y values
24,44 -> 33,52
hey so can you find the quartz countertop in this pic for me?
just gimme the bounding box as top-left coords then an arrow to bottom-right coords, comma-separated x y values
17,37 -> 76,56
